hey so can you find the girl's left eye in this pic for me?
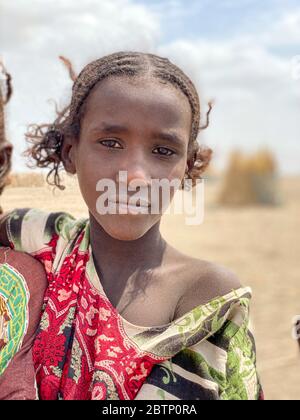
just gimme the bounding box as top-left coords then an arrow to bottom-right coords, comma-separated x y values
99,139 -> 123,148
153,147 -> 175,157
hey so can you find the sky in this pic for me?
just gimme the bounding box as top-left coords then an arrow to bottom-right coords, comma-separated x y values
0,0 -> 299,174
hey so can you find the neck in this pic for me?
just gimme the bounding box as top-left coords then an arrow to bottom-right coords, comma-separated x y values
89,212 -> 167,284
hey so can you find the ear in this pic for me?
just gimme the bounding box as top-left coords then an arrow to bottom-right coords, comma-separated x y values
61,136 -> 76,175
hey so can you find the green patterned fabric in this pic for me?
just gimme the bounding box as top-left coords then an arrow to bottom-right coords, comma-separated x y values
0,263 -> 29,375
133,292 -> 263,400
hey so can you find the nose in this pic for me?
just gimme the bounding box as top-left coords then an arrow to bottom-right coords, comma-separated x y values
116,152 -> 151,188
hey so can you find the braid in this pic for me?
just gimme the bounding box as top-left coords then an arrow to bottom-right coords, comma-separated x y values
0,62 -> 13,200
26,52 -> 213,189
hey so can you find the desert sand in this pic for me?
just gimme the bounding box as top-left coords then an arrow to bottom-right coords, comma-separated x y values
2,174 -> 299,400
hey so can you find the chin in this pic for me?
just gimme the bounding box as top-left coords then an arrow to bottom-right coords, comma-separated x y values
97,214 -> 158,241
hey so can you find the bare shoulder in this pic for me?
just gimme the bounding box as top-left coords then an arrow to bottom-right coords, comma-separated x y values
191,258 -> 242,295
172,252 -> 243,319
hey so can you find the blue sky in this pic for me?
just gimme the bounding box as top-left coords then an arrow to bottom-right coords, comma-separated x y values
1,0 -> 299,174
138,0 -> 300,45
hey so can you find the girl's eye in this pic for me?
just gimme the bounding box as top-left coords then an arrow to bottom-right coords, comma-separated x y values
98,140 -> 175,157
153,147 -> 175,157
99,139 -> 123,149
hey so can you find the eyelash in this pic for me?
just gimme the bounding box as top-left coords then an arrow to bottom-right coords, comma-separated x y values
98,139 -> 176,157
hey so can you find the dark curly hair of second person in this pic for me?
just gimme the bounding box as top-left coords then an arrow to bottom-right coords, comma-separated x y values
0,61 -> 13,199
25,51 -> 213,190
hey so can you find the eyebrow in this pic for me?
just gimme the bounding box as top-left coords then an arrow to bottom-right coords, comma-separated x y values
90,123 -> 185,148
89,123 -> 130,135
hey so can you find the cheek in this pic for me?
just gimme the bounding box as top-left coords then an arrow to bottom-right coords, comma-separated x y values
73,147 -> 102,211
75,144 -> 111,184
165,156 -> 188,186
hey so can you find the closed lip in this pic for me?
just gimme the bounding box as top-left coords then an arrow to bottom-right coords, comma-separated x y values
108,201 -> 150,214
108,197 -> 150,208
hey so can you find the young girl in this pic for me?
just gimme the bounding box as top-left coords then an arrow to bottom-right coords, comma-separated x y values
0,52 -> 263,400
0,62 -> 47,399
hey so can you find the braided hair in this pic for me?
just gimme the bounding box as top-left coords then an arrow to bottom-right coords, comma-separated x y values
26,52 -> 213,190
0,61 -> 13,199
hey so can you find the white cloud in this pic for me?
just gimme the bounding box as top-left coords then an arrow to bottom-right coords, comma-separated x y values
262,9 -> 300,46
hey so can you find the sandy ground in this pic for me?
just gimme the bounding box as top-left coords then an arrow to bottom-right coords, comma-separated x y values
2,174 -> 300,400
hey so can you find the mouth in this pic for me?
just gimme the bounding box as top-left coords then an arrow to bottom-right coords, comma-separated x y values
107,199 -> 150,214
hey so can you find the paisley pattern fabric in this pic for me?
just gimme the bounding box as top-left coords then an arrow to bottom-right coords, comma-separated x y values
3,208 -> 263,400
0,262 -> 30,375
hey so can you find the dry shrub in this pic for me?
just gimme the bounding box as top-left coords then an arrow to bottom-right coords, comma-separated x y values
7,172 -> 46,188
217,149 -> 280,206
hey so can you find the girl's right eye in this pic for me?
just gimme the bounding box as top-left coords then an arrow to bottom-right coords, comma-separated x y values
98,139 -> 123,149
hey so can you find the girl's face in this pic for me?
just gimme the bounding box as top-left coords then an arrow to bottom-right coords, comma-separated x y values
66,76 -> 192,240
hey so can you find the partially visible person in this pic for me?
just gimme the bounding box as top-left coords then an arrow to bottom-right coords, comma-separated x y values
0,61 -> 47,399
0,62 -> 12,202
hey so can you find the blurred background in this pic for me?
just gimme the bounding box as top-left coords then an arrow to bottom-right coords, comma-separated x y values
1,0 -> 299,399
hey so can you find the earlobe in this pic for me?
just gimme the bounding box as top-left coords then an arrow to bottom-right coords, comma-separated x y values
61,139 -> 76,175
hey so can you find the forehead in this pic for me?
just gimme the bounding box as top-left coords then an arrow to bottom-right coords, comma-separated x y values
80,76 -> 192,133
